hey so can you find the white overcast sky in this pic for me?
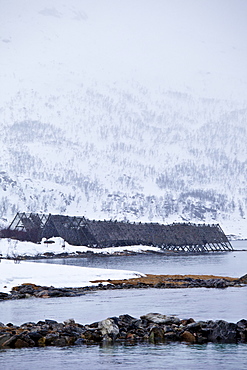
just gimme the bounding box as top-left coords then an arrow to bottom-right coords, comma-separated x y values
1,0 -> 247,99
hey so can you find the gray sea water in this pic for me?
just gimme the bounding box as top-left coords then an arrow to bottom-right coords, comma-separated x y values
31,240 -> 247,277
0,240 -> 247,369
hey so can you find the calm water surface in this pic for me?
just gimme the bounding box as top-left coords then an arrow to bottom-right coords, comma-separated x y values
0,240 -> 246,369
1,286 -> 247,325
32,240 -> 247,277
1,343 -> 247,370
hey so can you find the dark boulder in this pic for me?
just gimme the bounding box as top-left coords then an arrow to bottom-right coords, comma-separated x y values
236,319 -> 247,342
238,274 -> 247,283
206,320 -> 237,343
180,330 -> 196,343
0,292 -> 10,300
149,326 -> 165,343
0,334 -> 12,347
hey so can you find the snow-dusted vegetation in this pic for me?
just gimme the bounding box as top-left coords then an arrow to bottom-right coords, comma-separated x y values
1,0 -> 246,238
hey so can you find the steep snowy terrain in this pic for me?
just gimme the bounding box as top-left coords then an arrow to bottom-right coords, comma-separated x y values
0,0 -> 246,237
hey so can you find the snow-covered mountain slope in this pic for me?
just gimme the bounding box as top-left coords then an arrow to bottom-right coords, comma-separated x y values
0,1 -> 247,238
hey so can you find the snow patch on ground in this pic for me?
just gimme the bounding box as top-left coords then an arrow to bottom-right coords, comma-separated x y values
0,259 -> 145,293
0,237 -> 161,259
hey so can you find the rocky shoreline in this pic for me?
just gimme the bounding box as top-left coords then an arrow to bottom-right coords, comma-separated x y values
0,249 -> 167,260
2,245 -> 246,261
0,313 -> 247,349
92,273 -> 247,289
0,274 -> 246,301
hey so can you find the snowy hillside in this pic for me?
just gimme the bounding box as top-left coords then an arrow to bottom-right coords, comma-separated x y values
0,0 -> 247,238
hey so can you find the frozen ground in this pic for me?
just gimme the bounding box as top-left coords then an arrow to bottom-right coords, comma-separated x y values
0,237 -> 161,259
0,259 -> 145,294
0,237 -> 150,292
